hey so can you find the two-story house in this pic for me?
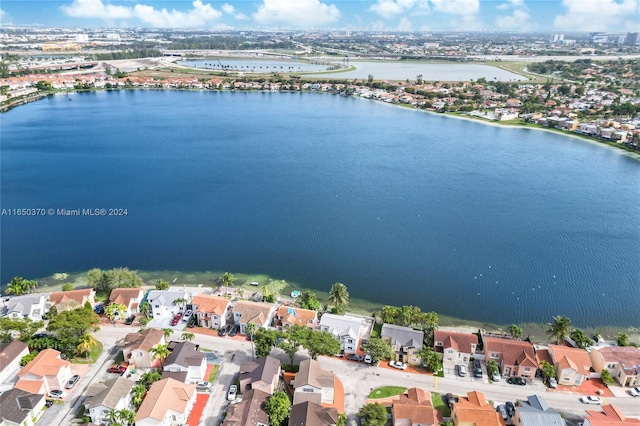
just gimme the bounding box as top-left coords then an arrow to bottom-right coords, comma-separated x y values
84,377 -> 135,425
391,387 -> 439,426
222,389 -> 270,426
232,301 -> 276,334
290,401 -> 339,426
381,324 -> 424,366
48,289 -> 96,311
274,306 -> 318,331
0,294 -> 48,321
582,404 -> 640,426
433,330 -> 478,373
107,288 -> 145,317
483,337 -> 537,380
135,378 -> 196,426
0,340 -> 30,384
15,349 -> 72,395
0,388 -> 45,426
190,294 -> 231,329
548,344 -> 594,386
512,395 -> 566,426
239,356 -> 281,395
162,341 -> 206,384
451,391 -> 506,426
318,314 -> 364,355
147,290 -> 189,319
122,328 -> 165,369
293,359 -> 339,407
590,346 -> 640,387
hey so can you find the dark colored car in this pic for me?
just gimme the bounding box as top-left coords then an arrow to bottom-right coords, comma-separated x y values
347,354 -> 364,362
188,318 -> 197,328
94,304 -> 104,314
506,401 -> 516,417
229,324 -> 240,337
108,365 -> 127,374
124,315 -> 135,325
45,400 -> 54,408
473,359 -> 483,378
65,374 -> 80,389
218,326 -> 227,336
444,393 -> 456,408
507,377 -> 527,386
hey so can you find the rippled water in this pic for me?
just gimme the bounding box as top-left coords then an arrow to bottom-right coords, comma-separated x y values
2,90 -> 639,326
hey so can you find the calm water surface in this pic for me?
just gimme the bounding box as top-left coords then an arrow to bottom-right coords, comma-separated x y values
2,91 -> 639,327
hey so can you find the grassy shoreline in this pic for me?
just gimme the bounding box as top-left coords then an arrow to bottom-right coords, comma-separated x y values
22,268 -> 640,343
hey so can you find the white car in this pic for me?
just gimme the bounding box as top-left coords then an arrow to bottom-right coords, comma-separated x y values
627,387 -> 640,397
227,385 -> 237,401
579,396 -> 603,405
491,372 -> 500,382
48,390 -> 67,399
364,354 -> 372,364
196,381 -> 211,391
388,360 -> 407,370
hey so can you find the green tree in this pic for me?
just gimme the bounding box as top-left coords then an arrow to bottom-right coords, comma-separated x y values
4,277 -> 37,296
328,282 -> 349,312
139,370 -> 161,389
150,344 -> 170,368
600,369 -> 614,386
221,272 -> 236,287
0,317 -> 44,342
570,329 -> 594,349
508,324 -> 522,338
264,391 -> 291,426
20,351 -> 39,366
358,403 -> 387,426
417,346 -> 442,373
616,332 -> 630,346
139,301 -> 150,318
245,323 -> 257,360
47,305 -> 100,356
61,283 -> 74,291
35,80 -> 53,90
337,413 -> 347,426
367,74 -> 374,84
547,315 -> 572,344
539,360 -> 556,379
254,328 -> 279,358
181,332 -> 195,342
88,268 -> 143,294
305,330 -> 341,360
361,338 -> 393,363
107,409 -> 119,425
172,298 -> 186,311
117,409 -> 136,426
298,290 -> 321,310
131,384 -> 146,410
487,360 -> 500,377
155,279 -> 169,290
162,328 -> 173,340
76,333 -> 97,359
104,303 -> 127,325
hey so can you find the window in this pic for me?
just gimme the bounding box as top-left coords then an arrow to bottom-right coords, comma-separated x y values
491,353 -> 500,359
617,371 -> 622,378
524,367 -> 530,372
303,388 -> 314,393
448,349 -> 454,354
607,363 -> 616,369
436,342 -> 443,346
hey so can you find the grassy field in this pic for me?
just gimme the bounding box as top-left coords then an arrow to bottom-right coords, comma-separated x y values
482,61 -> 563,84
70,341 -> 103,364
208,365 -> 220,382
368,386 -> 407,399
431,392 -> 451,417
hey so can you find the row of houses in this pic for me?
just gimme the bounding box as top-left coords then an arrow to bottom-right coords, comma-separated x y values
0,288 -> 97,321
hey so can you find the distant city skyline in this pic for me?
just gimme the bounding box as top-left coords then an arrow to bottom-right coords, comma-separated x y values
1,0 -> 639,32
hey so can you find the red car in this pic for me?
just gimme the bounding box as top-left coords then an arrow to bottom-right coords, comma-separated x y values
108,365 -> 127,374
170,313 -> 182,326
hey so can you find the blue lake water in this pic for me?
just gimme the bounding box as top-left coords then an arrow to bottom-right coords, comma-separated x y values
2,90 -> 639,327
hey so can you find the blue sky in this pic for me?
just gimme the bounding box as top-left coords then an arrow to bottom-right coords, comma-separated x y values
1,0 -> 639,32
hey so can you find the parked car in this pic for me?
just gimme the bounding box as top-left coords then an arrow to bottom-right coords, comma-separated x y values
496,404 -> 508,421
229,324 -> 239,337
124,315 -> 135,325
491,372 -> 500,382
171,313 -> 182,326
444,393 -> 456,408
457,364 -> 467,377
218,326 -> 228,336
108,365 -> 127,374
227,384 -> 237,401
507,377 -> 526,386
364,354 -> 372,364
547,377 -> 558,388
580,396 -> 603,405
627,386 -> 640,397
473,359 -> 483,378
347,354 -> 364,362
65,375 -> 80,389
196,381 -> 212,392
94,304 -> 104,314
182,309 -> 193,322
389,360 -> 407,370
505,401 -> 516,417
188,317 -> 197,328
48,390 -> 67,399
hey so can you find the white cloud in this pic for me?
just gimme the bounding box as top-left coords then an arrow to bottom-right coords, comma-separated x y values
61,0 -> 224,28
397,17 -> 414,31
253,0 -> 340,26
0,9 -> 11,24
495,0 -> 532,30
221,3 -> 235,14
429,0 -> 479,15
554,0 -> 640,31
370,0 -> 419,19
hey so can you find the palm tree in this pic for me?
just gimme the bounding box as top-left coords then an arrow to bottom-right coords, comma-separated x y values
117,408 -> 136,426
172,298 -> 186,311
150,343 -> 170,368
139,301 -> 150,318
547,315 -> 572,344
245,323 -> 257,360
181,332 -> 195,342
106,409 -> 118,425
508,324 -> 522,338
5,277 -> 33,296
161,328 -> 173,340
76,333 -> 97,359
221,272 -> 236,288
104,303 -> 126,325
131,384 -> 146,410
328,282 -> 349,310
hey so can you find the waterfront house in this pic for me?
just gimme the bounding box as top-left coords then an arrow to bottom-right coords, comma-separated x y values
135,378 -> 196,426
147,290 -> 189,320
0,388 -> 45,426
15,349 -> 71,395
221,388 -> 270,426
293,359 -> 343,410
318,313 -> 365,355
0,340 -> 29,384
107,288 -> 144,317
232,301 -> 276,334
239,356 -> 281,395
590,346 -> 640,387
582,405 -> 640,426
274,306 -> 318,331
162,341 -> 206,384
381,324 -> 424,366
190,294 -> 231,329
483,337 -> 537,380
512,395 -> 566,426
433,330 -> 478,374
290,401 -> 338,426
391,387 -> 440,426
0,294 -> 48,321
122,328 -> 165,369
451,391 -> 506,426
48,288 -> 95,311
548,344 -> 593,386
84,377 -> 134,425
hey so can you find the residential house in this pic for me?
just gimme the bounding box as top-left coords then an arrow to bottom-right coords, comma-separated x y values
293,359 -> 338,407
147,290 -> 189,319
318,314 -> 365,355
15,349 -> 72,395
221,388 -> 270,426
122,328 -> 165,369
107,288 -> 144,317
274,306 -> 318,331
590,346 -> 640,387
583,405 -> 640,426
84,377 -> 134,425
0,388 -> 45,426
232,301 -> 276,334
0,340 -> 29,384
0,294 -> 48,321
451,391 -> 506,426
135,378 -> 196,426
483,337 -> 537,380
433,331 -> 478,373
391,387 -> 440,426
548,344 -> 593,386
239,356 -> 281,395
162,341 -> 206,384
190,294 -> 231,329
381,324 -> 424,366
289,401 -> 338,426
48,289 -> 95,311
512,395 -> 566,426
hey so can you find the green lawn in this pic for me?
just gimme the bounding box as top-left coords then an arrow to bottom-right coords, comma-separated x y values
208,365 -> 220,382
368,386 -> 407,399
70,340 -> 103,364
431,392 -> 451,417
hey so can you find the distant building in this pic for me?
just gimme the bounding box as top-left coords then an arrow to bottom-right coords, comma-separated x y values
626,32 -> 639,46
589,32 -> 608,44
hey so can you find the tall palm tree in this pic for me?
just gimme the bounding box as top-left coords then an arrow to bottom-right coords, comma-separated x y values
245,323 -> 257,360
221,272 -> 236,288
180,332 -> 195,342
131,384 -> 146,410
117,408 -> 136,426
161,328 -> 173,340
139,301 -> 150,318
76,333 -> 97,359
172,298 -> 186,311
106,409 -> 118,425
547,315 -> 572,344
150,343 -> 170,368
328,282 -> 349,309
5,277 -> 32,296
508,324 -> 523,338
